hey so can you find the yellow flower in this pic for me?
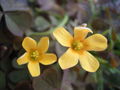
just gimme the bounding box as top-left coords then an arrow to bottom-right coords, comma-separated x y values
17,37 -> 57,77
53,26 -> 107,72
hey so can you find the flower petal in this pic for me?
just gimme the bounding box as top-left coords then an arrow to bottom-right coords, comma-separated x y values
37,37 -> 49,53
79,51 -> 99,72
17,53 -> 29,65
74,27 -> 93,41
27,62 -> 40,77
39,53 -> 57,65
84,34 -> 107,51
59,48 -> 79,69
53,27 -> 73,47
22,37 -> 37,52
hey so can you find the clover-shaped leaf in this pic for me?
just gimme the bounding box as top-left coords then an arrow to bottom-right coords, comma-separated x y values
33,68 -> 62,90
0,0 -> 32,37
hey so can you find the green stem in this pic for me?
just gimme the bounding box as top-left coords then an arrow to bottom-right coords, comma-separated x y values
29,15 -> 69,36
108,28 -> 114,51
89,0 -> 96,16
102,29 -> 109,36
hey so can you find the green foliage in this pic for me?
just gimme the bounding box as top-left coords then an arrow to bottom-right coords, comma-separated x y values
0,71 -> 6,89
8,70 -> 30,84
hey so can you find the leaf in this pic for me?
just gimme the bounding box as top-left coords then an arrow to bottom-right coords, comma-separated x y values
5,11 -> 32,37
60,70 -> 77,90
12,58 -> 25,69
95,70 -> 104,90
33,68 -> 62,90
0,11 -> 3,21
0,58 -> 12,72
0,45 -> 8,58
0,0 -> 29,11
66,0 -> 91,24
96,0 -> 120,14
49,15 -> 59,26
103,71 -> 120,87
8,70 -> 30,83
13,36 -> 23,50
0,0 -> 32,37
109,52 -> 119,67
55,42 -> 67,57
34,16 -> 50,31
98,57 -> 120,88
37,0 -> 64,15
5,11 -> 32,31
0,71 -> 6,89
91,18 -> 109,31
111,30 -> 117,41
5,15 -> 23,37
14,81 -> 34,90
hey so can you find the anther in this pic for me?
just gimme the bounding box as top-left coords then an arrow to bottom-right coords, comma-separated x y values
30,50 -> 39,60
72,41 -> 83,51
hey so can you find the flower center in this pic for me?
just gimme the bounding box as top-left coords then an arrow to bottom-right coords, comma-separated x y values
72,41 -> 83,51
30,50 -> 39,60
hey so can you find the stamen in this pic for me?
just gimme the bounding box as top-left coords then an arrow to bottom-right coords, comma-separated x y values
30,50 -> 39,60
72,41 -> 83,50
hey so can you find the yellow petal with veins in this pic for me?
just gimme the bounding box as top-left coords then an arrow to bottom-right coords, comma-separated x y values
59,48 -> 79,69
37,37 -> 49,53
84,34 -> 107,51
22,37 -> 37,52
53,27 -> 73,47
17,53 -> 29,65
79,51 -> 99,72
74,27 -> 93,41
27,62 -> 40,77
39,53 -> 57,65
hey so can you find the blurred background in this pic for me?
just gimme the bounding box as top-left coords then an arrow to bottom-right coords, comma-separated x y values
0,0 -> 120,90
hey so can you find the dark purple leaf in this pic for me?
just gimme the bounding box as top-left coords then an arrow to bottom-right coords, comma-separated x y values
0,0 -> 29,11
5,11 -> 32,36
66,0 -> 91,24
0,11 -> 3,21
5,15 -> 23,37
91,18 -> 109,31
37,0 -> 64,15
15,81 -> 34,90
96,0 -> 120,14
0,45 -> 8,58
0,18 -> 15,43
0,0 -> 32,37
33,68 -> 62,90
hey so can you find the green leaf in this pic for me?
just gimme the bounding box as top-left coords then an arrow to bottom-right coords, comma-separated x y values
0,59 -> 12,72
96,70 -> 104,90
8,70 -> 29,83
103,71 -> 120,87
12,58 -> 25,69
49,15 -> 59,26
34,16 -> 50,31
0,71 -> 6,89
